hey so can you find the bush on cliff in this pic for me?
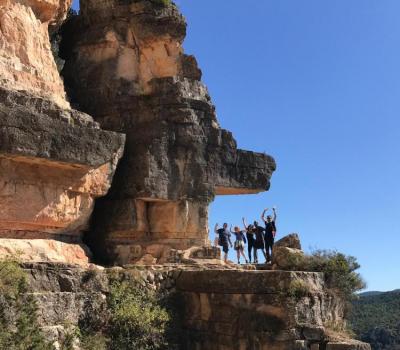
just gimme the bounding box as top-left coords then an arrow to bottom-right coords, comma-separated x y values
0,259 -> 54,350
305,250 -> 366,299
107,276 -> 173,350
56,271 -> 183,349
151,0 -> 172,6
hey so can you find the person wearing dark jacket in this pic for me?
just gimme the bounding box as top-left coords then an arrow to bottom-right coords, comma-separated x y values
253,221 -> 267,264
261,207 -> 277,263
214,223 -> 233,263
242,218 -> 255,263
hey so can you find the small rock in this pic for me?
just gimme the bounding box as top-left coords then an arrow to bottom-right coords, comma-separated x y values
274,233 -> 302,250
147,272 -> 155,283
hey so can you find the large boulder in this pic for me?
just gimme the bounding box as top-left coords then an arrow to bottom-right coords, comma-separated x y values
275,233 -> 302,250
273,234 -> 304,270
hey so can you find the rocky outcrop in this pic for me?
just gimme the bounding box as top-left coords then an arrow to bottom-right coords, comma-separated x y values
178,270 -> 370,350
0,1 -> 125,259
20,262 -> 370,350
62,0 -> 276,264
0,88 -> 125,244
0,0 -> 72,108
0,239 -> 91,265
273,233 -> 306,270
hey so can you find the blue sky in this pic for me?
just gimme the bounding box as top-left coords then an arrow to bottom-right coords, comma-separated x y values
72,1 -> 400,291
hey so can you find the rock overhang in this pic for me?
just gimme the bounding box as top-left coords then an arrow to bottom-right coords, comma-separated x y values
60,0 -> 276,264
0,0 -> 126,241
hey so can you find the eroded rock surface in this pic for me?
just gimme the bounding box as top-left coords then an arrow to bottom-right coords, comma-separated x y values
62,0 -> 276,264
0,88 -> 125,242
0,0 -> 72,108
0,239 -> 91,265
0,1 -> 126,255
20,263 -> 370,350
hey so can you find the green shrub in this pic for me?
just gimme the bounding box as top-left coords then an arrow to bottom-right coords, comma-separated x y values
107,278 -> 171,350
151,0 -> 172,7
0,259 -> 54,350
80,333 -> 108,350
288,279 -> 311,299
305,250 -> 366,300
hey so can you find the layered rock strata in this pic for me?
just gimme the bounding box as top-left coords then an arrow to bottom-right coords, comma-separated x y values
0,1 -> 125,263
0,88 -> 125,254
21,263 -> 370,350
179,270 -> 371,350
62,0 -> 276,264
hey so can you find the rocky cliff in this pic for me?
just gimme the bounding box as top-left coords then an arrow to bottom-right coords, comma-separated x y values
0,0 -> 125,264
17,260 -> 370,350
61,0 -> 276,264
0,0 -> 71,108
0,1 -> 371,349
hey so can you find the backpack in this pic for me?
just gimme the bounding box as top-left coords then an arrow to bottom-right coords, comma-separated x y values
217,229 -> 227,246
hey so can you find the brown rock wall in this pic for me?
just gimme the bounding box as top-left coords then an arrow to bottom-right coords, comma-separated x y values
0,0 -> 71,107
176,270 -> 370,350
17,263 -> 370,350
62,0 -> 276,263
0,89 -> 125,240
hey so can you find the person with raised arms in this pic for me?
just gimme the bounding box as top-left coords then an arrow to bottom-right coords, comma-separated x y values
253,220 -> 267,264
242,217 -> 255,263
230,225 -> 248,264
261,207 -> 277,264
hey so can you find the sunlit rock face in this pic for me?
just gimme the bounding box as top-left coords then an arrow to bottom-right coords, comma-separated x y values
0,0 -> 72,108
62,0 -> 276,264
0,88 -> 125,241
0,0 -> 126,260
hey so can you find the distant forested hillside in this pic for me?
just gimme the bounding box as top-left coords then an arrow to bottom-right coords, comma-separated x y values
350,289 -> 400,350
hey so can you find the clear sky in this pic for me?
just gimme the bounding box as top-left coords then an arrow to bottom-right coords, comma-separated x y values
72,1 -> 400,291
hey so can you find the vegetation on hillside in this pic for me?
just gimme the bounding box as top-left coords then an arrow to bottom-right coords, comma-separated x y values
78,272 -> 184,350
284,249 -> 366,302
304,250 -> 366,300
350,290 -> 400,350
0,259 -> 54,350
151,0 -> 172,6
0,261 -> 183,349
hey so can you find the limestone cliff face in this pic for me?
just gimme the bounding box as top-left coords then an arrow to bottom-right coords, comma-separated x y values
0,0 -> 125,264
62,0 -> 276,264
0,0 -> 71,108
21,262 -> 371,350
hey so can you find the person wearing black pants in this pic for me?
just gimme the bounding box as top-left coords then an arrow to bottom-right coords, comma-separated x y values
261,207 -> 277,263
242,218 -> 255,263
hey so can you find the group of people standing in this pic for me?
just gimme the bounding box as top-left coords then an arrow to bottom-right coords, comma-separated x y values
214,207 -> 277,264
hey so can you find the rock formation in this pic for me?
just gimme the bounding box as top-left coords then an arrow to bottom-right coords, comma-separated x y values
0,0 -> 71,108
62,0 -> 276,264
0,1 -> 372,349
20,260 -> 371,350
0,0 -> 125,264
